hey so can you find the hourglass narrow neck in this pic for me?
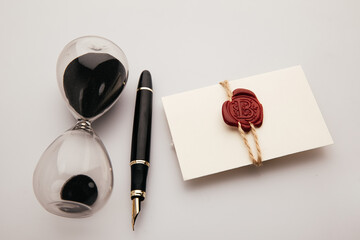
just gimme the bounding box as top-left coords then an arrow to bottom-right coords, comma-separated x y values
73,120 -> 93,132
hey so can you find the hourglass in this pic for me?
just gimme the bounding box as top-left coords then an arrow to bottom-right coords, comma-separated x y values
33,36 -> 128,218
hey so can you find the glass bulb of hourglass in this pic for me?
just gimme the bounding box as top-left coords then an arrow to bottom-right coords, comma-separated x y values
33,122 -> 112,217
33,36 -> 128,217
56,36 -> 129,121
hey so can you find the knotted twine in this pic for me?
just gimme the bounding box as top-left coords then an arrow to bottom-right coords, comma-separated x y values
219,80 -> 262,166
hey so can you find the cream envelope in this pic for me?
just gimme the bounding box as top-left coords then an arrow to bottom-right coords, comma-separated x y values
162,66 -> 333,180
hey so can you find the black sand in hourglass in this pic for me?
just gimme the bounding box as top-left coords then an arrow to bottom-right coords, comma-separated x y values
63,52 -> 127,118
60,175 -> 98,213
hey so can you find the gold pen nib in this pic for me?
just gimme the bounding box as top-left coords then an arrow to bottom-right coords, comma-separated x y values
132,198 -> 141,231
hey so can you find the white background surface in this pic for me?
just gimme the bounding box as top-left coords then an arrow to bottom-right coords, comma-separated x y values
0,1 -> 359,239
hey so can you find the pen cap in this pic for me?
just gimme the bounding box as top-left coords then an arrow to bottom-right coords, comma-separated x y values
137,70 -> 152,89
131,70 -> 153,161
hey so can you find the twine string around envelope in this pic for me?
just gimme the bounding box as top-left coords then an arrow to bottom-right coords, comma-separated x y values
219,80 -> 263,167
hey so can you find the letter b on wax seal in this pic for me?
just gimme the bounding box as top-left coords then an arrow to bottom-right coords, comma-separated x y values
222,88 -> 263,132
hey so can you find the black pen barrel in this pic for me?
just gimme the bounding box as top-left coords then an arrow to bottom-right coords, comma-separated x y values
130,70 -> 153,197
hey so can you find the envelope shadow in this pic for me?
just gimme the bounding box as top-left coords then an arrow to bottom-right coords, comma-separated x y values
184,147 -> 328,190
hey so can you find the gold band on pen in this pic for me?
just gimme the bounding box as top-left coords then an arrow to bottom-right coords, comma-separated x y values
131,190 -> 146,199
137,87 -> 153,93
130,160 -> 150,167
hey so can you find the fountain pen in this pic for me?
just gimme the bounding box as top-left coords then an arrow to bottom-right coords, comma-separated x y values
130,70 -> 153,230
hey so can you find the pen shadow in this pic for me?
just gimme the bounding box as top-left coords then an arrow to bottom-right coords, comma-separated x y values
183,148 -> 328,190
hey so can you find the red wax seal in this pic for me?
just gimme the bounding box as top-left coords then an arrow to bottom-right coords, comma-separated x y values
222,88 -> 263,132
